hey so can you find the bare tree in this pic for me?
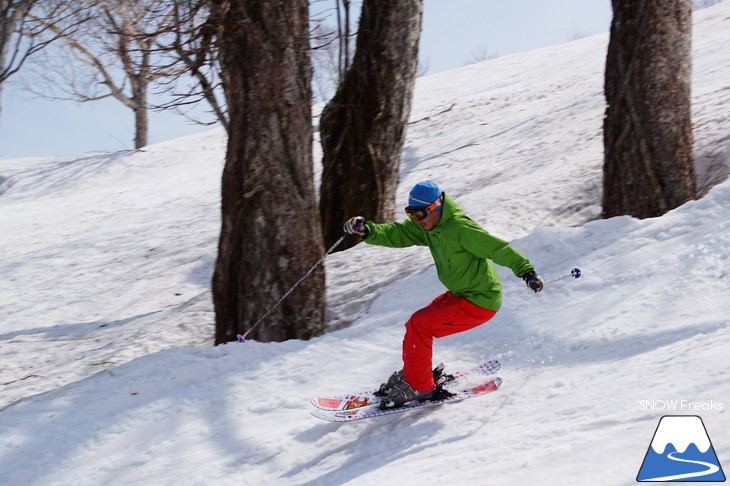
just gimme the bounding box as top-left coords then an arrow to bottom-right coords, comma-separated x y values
25,0 -> 186,149
333,0 -> 353,80
151,0 -> 228,132
1,0 -> 37,108
211,0 -> 326,343
0,0 -> 90,120
310,22 -> 341,103
603,0 -> 696,219
319,0 -> 424,251
417,56 -> 429,77
465,44 -> 499,65
309,0 -> 357,103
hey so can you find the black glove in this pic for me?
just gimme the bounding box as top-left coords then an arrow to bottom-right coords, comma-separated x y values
343,216 -> 368,237
521,270 -> 544,293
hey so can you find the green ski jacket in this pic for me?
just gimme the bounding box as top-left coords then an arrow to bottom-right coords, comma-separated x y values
363,193 -> 534,311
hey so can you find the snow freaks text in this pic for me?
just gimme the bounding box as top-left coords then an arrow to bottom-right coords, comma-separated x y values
639,400 -> 724,412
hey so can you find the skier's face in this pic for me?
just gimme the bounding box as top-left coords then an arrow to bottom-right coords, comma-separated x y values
418,210 -> 441,231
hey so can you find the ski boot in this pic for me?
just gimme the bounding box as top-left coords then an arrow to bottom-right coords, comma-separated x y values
375,362 -> 453,397
376,363 -> 455,409
374,369 -> 404,397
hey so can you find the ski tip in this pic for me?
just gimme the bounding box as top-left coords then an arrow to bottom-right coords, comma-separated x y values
310,409 -> 359,423
311,397 -> 347,410
471,377 -> 502,394
310,411 -> 333,422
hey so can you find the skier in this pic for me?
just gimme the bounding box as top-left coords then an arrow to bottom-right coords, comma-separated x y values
343,180 -> 544,408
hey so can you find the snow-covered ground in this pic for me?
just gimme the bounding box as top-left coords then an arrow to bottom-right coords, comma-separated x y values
1,4 -> 728,485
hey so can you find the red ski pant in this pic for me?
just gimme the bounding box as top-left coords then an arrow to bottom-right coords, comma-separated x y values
402,291 -> 497,391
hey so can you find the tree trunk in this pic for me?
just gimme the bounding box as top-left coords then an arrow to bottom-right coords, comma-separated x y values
132,79 -> 148,149
319,0 -> 423,251
1,0 -> 37,123
212,0 -> 326,344
603,0 -> 696,219
133,104 -> 148,149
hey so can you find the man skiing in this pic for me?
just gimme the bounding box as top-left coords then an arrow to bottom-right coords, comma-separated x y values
343,180 -> 543,408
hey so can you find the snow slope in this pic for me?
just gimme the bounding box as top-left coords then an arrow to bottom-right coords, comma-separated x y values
1,4 -> 729,485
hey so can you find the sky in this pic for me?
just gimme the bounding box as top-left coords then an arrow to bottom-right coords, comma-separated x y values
0,0 -> 611,160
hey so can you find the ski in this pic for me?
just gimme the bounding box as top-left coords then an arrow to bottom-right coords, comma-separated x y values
310,377 -> 502,422
310,360 -> 500,411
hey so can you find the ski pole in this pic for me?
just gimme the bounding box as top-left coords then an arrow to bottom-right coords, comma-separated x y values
237,234 -> 347,343
544,267 -> 581,284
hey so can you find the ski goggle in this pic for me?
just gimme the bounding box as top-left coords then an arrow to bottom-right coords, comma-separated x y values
405,197 -> 442,222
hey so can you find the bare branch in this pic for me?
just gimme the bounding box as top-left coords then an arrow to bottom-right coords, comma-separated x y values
18,0 -> 221,148
1,0 -> 94,83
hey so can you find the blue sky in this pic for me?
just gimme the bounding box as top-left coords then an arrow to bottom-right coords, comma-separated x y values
421,0 -> 611,73
0,0 -> 611,159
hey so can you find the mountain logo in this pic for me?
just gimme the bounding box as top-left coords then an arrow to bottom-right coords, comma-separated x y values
637,415 -> 726,482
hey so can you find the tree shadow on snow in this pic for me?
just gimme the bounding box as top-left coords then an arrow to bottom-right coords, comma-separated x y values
0,311 -> 161,344
1,151 -> 136,198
